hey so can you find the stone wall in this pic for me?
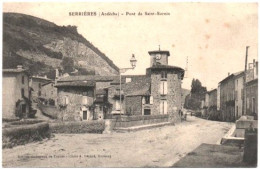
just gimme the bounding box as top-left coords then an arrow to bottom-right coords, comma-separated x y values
57,87 -> 94,121
125,96 -> 142,116
150,70 -> 182,122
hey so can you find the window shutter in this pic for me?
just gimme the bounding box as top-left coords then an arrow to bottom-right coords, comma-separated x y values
142,97 -> 145,104
160,101 -> 163,114
164,101 -> 168,114
150,96 -> 153,104
164,81 -> 168,95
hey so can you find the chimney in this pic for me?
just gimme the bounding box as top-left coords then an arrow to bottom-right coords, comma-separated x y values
228,72 -> 230,76
17,65 -> 23,70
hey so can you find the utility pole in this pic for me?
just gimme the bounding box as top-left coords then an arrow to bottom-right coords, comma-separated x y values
243,46 -> 250,115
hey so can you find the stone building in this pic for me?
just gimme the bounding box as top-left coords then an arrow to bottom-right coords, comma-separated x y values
30,75 -> 52,101
41,81 -> 57,105
55,49 -> 184,122
246,78 -> 258,118
55,80 -> 95,121
219,71 -> 244,122
106,49 -> 185,121
207,89 -> 217,108
245,59 -> 258,118
2,65 -> 31,118
234,72 -> 244,120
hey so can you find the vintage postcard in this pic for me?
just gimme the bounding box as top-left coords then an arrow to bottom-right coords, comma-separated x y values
1,2 -> 258,168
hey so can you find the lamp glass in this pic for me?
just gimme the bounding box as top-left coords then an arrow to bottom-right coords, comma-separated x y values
130,54 -> 137,68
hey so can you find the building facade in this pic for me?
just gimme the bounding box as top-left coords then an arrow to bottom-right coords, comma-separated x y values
41,81 -> 58,105
3,66 -> 30,118
55,81 -> 95,121
30,76 -> 52,101
234,72 -> 244,120
246,79 -> 258,118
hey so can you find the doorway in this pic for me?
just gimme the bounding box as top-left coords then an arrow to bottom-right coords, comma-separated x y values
21,104 -> 26,116
83,111 -> 88,120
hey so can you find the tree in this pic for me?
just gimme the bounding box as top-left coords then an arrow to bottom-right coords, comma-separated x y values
60,57 -> 74,73
184,79 -> 207,110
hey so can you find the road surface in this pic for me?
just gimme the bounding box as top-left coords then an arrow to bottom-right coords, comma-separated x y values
3,116 -> 233,167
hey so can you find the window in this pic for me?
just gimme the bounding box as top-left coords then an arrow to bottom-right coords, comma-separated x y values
21,88 -> 24,98
252,98 -> 256,114
64,96 -> 69,105
22,76 -> 24,84
145,96 -> 150,104
115,100 -> 121,110
126,78 -> 132,83
144,109 -> 151,115
160,81 -> 168,95
235,90 -> 238,101
161,71 -> 167,79
160,100 -> 168,114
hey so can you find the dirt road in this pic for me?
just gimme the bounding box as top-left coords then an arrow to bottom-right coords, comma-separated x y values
2,116 -> 233,167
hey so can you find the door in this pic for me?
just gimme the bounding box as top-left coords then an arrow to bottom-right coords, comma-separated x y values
21,104 -> 26,116
83,111 -> 87,120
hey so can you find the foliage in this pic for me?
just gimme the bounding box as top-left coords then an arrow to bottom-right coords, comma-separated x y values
60,57 -> 74,73
184,78 -> 207,110
2,122 -> 50,148
207,106 -> 222,121
49,120 -> 105,134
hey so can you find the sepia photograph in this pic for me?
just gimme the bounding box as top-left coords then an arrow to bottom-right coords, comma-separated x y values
1,1 -> 258,168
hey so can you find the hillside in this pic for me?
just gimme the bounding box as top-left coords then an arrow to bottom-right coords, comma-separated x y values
3,13 -> 119,78
181,88 -> 190,106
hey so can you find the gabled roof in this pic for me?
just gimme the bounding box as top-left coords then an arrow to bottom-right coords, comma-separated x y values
3,68 -> 29,75
110,76 -> 151,96
146,64 -> 185,79
55,81 -> 95,87
207,88 -> 217,94
219,71 -> 244,84
32,76 -> 52,81
58,75 -> 119,82
42,81 -> 54,87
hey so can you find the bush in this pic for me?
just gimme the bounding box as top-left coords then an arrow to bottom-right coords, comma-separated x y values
195,112 -> 202,117
9,119 -> 44,125
3,122 -> 50,148
49,120 -> 105,134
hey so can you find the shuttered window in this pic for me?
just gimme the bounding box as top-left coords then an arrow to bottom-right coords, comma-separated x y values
160,100 -> 168,114
150,96 -> 153,104
160,81 -> 168,95
116,100 -> 120,110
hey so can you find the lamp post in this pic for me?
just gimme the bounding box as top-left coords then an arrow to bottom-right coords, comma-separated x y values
119,54 -> 137,118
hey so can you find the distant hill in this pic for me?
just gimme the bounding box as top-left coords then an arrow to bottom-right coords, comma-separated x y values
181,88 -> 190,105
3,13 -> 119,79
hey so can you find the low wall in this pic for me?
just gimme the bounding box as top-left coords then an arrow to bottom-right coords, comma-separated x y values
49,120 -> 105,134
114,114 -> 169,128
3,121 -> 50,148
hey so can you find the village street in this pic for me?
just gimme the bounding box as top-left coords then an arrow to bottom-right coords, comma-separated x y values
3,116 -> 233,168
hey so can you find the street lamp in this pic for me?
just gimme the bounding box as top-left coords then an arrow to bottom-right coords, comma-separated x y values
119,54 -> 137,117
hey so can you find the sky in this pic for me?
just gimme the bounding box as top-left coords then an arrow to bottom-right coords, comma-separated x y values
3,2 -> 258,90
